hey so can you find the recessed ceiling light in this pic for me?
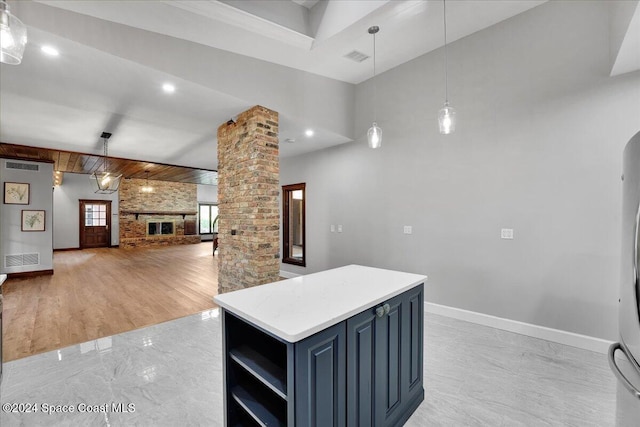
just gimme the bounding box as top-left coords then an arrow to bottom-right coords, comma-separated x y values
162,83 -> 175,93
41,45 -> 59,56
305,129 -> 314,137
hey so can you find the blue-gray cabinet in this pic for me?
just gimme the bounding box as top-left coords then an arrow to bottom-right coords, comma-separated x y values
221,283 -> 424,426
295,322 -> 346,426
347,284 -> 424,427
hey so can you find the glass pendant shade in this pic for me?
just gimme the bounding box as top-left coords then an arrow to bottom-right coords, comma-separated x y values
438,102 -> 456,135
367,122 -> 382,149
0,1 -> 27,65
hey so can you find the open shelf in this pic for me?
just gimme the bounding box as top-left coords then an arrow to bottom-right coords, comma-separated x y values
231,385 -> 286,427
224,312 -> 290,426
230,345 -> 287,399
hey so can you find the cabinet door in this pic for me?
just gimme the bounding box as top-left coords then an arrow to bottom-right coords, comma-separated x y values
381,285 -> 425,427
295,322 -> 346,427
346,307 -> 377,426
401,284 -> 424,408
374,293 -> 404,425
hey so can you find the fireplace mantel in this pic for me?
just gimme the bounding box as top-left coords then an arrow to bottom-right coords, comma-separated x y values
121,210 -> 197,220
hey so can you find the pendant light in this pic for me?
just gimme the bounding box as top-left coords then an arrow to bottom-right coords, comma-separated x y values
90,132 -> 122,194
367,25 -> 382,149
141,171 -> 154,193
438,0 -> 456,135
0,0 -> 27,65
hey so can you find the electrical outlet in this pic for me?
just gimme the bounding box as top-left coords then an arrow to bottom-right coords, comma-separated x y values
403,226 -> 412,234
501,228 -> 514,239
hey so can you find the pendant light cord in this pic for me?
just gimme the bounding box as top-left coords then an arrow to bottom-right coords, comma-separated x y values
373,30 -> 377,122
103,138 -> 108,173
443,0 -> 449,104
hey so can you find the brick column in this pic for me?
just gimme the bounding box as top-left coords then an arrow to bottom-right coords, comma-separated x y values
217,105 -> 280,294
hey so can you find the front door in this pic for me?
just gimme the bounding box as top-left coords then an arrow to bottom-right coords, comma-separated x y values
79,200 -> 111,249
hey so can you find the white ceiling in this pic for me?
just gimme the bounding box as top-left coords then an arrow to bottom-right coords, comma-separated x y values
610,0 -> 640,77
0,0 -> 552,172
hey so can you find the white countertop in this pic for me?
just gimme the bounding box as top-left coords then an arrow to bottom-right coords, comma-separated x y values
0,274 -> 6,287
214,265 -> 426,342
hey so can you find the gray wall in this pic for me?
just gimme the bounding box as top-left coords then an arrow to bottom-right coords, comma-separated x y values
197,184 -> 218,204
0,159 -> 54,273
52,172 -> 119,249
280,1 -> 640,340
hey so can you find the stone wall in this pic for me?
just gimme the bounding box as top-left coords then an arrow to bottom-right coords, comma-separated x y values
217,105 -> 280,293
119,178 -> 200,249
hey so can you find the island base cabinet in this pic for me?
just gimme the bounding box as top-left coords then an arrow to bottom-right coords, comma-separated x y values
295,323 -> 346,427
222,283 -> 424,427
347,284 -> 424,427
222,311 -> 292,426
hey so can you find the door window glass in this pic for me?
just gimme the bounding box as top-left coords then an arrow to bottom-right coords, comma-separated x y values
85,204 -> 107,226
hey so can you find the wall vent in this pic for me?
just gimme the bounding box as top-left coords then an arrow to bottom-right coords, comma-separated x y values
4,253 -> 40,268
344,50 -> 370,63
6,161 -> 39,172
5,254 -> 23,268
23,253 -> 40,266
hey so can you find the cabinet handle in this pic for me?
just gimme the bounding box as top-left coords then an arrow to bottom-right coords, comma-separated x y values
376,303 -> 391,318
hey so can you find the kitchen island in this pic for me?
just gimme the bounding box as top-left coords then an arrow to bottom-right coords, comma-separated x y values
214,264 -> 426,426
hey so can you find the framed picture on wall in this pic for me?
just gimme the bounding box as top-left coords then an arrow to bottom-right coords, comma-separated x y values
21,210 -> 45,232
4,182 -> 30,205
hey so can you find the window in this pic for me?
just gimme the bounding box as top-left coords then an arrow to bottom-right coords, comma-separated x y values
84,204 -> 107,226
282,183 -> 305,267
199,204 -> 219,235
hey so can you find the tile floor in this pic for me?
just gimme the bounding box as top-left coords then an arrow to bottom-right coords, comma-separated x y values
0,310 -> 617,426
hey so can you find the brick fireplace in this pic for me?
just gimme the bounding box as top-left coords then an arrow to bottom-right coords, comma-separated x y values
119,178 -> 200,249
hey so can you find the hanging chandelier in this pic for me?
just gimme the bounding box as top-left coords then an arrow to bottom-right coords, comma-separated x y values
438,0 -> 457,135
367,25 -> 382,149
141,170 -> 154,193
90,132 -> 122,194
0,0 -> 27,65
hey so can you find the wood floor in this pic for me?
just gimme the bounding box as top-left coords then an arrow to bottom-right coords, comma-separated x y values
1,243 -> 218,362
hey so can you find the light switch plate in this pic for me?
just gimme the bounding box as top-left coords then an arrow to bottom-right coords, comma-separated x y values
501,228 -> 514,239
403,226 -> 412,234
330,225 -> 335,232
337,225 -> 343,233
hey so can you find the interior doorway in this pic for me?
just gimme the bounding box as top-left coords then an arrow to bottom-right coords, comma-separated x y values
79,200 -> 112,249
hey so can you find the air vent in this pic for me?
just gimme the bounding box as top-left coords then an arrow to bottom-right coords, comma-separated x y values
344,50 -> 370,62
23,253 -> 40,266
6,161 -> 39,172
4,253 -> 40,268
5,254 -> 23,268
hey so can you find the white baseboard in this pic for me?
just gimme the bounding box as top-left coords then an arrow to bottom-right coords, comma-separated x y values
425,302 -> 613,354
279,270 -> 301,279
